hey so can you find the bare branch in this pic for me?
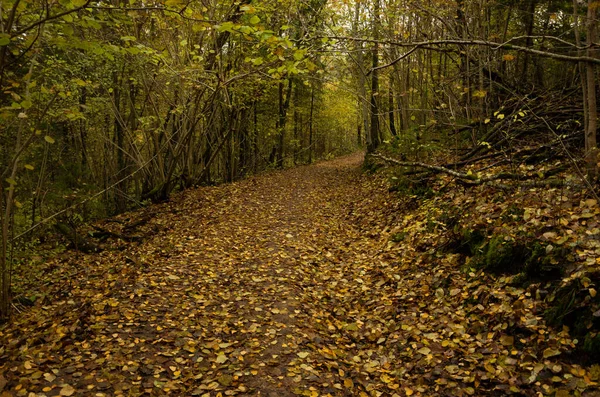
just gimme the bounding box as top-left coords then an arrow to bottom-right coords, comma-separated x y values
324,36 -> 600,65
370,153 -> 581,188
368,46 -> 418,75
15,0 -> 93,35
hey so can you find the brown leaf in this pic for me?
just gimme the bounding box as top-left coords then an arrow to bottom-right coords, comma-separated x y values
500,335 -> 514,346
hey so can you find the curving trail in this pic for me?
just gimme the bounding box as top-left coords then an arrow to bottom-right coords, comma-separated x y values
1,152 -> 592,397
2,153 -> 396,396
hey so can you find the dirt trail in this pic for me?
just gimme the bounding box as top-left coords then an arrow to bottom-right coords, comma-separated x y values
4,152 -> 594,397
2,153 -> 388,396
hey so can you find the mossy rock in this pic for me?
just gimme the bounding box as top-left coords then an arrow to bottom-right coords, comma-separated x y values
471,235 -> 530,274
445,230 -> 566,285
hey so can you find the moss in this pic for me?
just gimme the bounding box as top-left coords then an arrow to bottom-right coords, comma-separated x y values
444,227 -> 486,257
390,232 -> 407,243
475,235 -> 530,274
362,156 -> 384,174
443,230 -> 566,284
583,333 -> 600,357
387,175 -> 433,198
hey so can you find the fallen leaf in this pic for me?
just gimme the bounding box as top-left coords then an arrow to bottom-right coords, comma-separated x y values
543,348 -> 561,359
344,378 -> 354,388
417,347 -> 431,355
60,385 -> 76,396
215,354 -> 228,364
500,335 -> 514,346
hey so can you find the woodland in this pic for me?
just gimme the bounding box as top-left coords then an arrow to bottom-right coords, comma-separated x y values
2,0 -> 600,395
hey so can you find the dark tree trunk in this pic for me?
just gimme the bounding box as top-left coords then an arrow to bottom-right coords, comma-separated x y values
368,0 -> 381,153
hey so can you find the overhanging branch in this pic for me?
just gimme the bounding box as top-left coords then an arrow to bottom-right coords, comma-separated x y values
323,36 -> 600,67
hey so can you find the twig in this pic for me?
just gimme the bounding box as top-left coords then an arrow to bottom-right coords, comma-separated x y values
368,46 -> 418,75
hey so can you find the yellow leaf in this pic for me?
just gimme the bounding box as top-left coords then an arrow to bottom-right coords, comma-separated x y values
215,354 -> 228,364
543,348 -> 561,358
107,298 -> 119,307
380,374 -> 393,383
417,347 -> 431,355
503,54 -> 515,61
60,385 -> 76,396
590,288 -> 597,298
405,388 -> 414,396
344,378 -> 354,389
297,352 -> 309,359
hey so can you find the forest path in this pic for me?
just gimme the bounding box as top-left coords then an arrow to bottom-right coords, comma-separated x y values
3,152 -> 403,396
143,151 -> 375,396
4,152 -> 597,397
3,152 -> 599,397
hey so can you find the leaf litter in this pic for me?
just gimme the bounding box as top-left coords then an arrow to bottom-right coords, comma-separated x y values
0,152 -> 599,396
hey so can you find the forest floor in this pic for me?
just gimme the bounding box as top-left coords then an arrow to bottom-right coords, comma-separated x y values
1,152 -> 600,396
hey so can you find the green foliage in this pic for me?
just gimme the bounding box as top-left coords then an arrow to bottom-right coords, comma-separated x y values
390,231 -> 407,242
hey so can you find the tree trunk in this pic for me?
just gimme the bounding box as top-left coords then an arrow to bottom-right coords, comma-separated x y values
309,85 -> 315,163
0,177 -> 9,321
574,0 -> 589,136
277,79 -> 293,167
352,0 -> 370,148
585,0 -> 598,176
520,0 -> 537,81
113,71 -> 127,213
368,0 -> 381,152
388,76 -> 397,136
